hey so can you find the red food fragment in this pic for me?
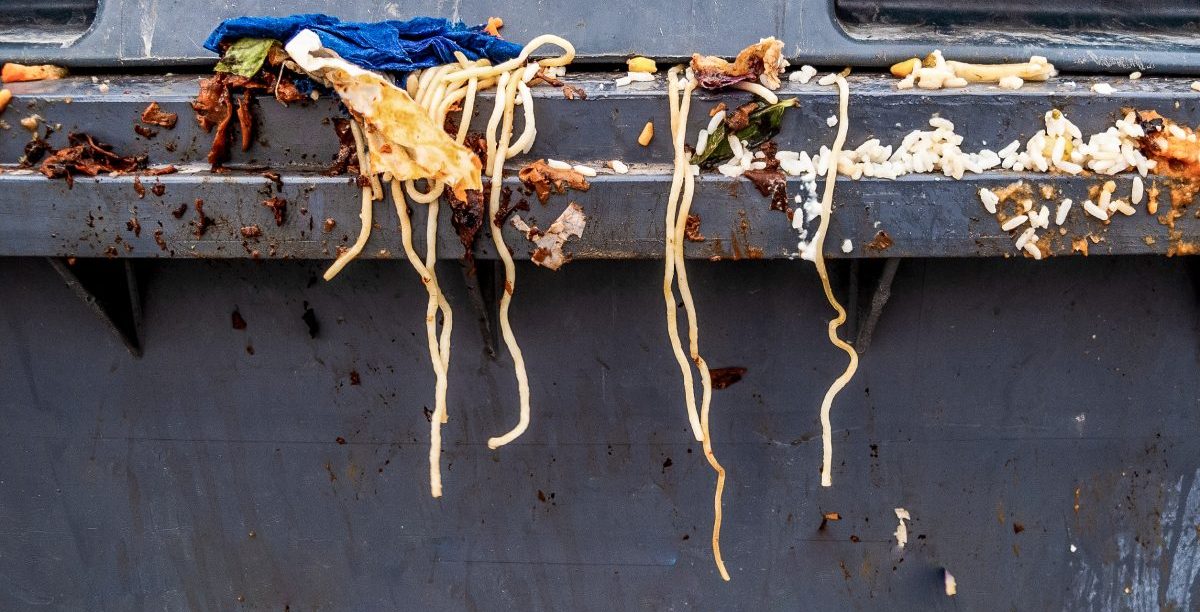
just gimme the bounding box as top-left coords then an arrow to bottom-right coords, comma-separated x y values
39,132 -> 148,188
709,367 -> 747,389
140,102 -> 178,128
237,90 -> 254,152
262,197 -> 287,226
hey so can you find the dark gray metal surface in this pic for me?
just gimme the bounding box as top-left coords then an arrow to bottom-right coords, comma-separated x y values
2,255 -> 1198,609
2,74 -> 1198,260
3,0 -> 1200,74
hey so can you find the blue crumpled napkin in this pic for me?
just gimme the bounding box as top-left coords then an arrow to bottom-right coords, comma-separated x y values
204,14 -> 521,76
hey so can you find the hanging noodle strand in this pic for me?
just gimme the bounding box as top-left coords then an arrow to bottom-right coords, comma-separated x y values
664,65 -> 729,581
812,74 -> 858,488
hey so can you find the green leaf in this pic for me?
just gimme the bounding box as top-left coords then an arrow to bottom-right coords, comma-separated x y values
214,38 -> 279,78
691,98 -> 797,168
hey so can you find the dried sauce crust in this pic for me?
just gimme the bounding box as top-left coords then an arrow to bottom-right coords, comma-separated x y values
1137,111 -> 1200,178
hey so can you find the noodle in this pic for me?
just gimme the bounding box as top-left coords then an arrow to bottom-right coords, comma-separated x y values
484,71 -> 535,450
812,74 -> 858,488
664,66 -> 729,581
310,33 -> 573,490
662,66 -> 705,443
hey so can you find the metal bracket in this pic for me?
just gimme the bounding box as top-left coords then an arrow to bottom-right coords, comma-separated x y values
460,260 -> 499,359
854,258 -> 901,353
46,258 -> 143,357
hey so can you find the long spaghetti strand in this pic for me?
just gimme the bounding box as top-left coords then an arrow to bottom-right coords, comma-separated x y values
484,71 -> 534,450
664,66 -> 729,581
813,74 -> 858,488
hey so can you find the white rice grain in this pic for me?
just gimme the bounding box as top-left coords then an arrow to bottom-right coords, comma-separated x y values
1083,199 -> 1109,220
609,160 -> 629,174
547,158 -> 572,170
1023,242 -> 1043,260
1056,199 -> 1072,225
573,164 -> 598,177
827,115 -> 838,127
841,239 -> 853,253
817,73 -> 838,86
1001,215 -> 1029,231
1091,83 -> 1115,95
1015,227 -> 1036,250
1132,176 -> 1144,204
1129,71 -> 1142,80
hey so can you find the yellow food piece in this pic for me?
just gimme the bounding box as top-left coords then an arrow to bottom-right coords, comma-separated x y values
637,120 -> 654,146
286,30 -> 481,199
626,56 -> 658,74
0,89 -> 11,115
1,63 -> 67,83
890,58 -> 920,78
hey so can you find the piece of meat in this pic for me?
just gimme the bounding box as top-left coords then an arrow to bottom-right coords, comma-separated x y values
724,102 -> 758,132
237,90 -> 254,151
133,124 -> 157,139
517,160 -> 591,204
262,196 -> 287,226
193,75 -> 235,169
743,169 -> 789,213
141,102 -> 178,128
39,132 -> 148,187
325,118 -> 360,176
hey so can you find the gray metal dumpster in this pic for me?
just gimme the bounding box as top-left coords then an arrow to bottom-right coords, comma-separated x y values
1,2 -> 1199,610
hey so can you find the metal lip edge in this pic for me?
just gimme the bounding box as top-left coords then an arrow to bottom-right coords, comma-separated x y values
6,73 -> 1200,101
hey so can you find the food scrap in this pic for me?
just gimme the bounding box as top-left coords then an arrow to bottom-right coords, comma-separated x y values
944,569 -> 957,596
894,507 -> 911,549
891,51 -> 1055,90
708,367 -> 747,389
0,89 -> 11,115
627,56 -> 658,74
1,63 -> 68,83
262,196 -> 287,226
511,202 -> 586,270
141,102 -> 179,128
638,121 -> 654,146
517,159 -> 591,203
39,133 -> 148,187
691,38 -> 787,91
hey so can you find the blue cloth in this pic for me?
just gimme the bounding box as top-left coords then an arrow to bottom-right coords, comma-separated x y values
204,14 -> 521,76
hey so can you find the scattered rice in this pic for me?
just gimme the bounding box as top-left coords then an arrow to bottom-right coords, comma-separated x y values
573,164 -> 598,177
1001,215 -> 1028,231
547,159 -> 572,170
1192,81 -> 1200,92
826,115 -> 838,127
817,73 -> 837,86
789,65 -> 818,84
841,239 -> 853,253
1083,199 -> 1109,220
1023,242 -> 1043,259
608,160 -> 629,174
1014,227 -> 1036,250
1056,199 -> 1072,225
1091,83 -> 1115,95
1129,71 -> 1142,80
1132,176 -> 1144,204
979,188 -> 999,214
